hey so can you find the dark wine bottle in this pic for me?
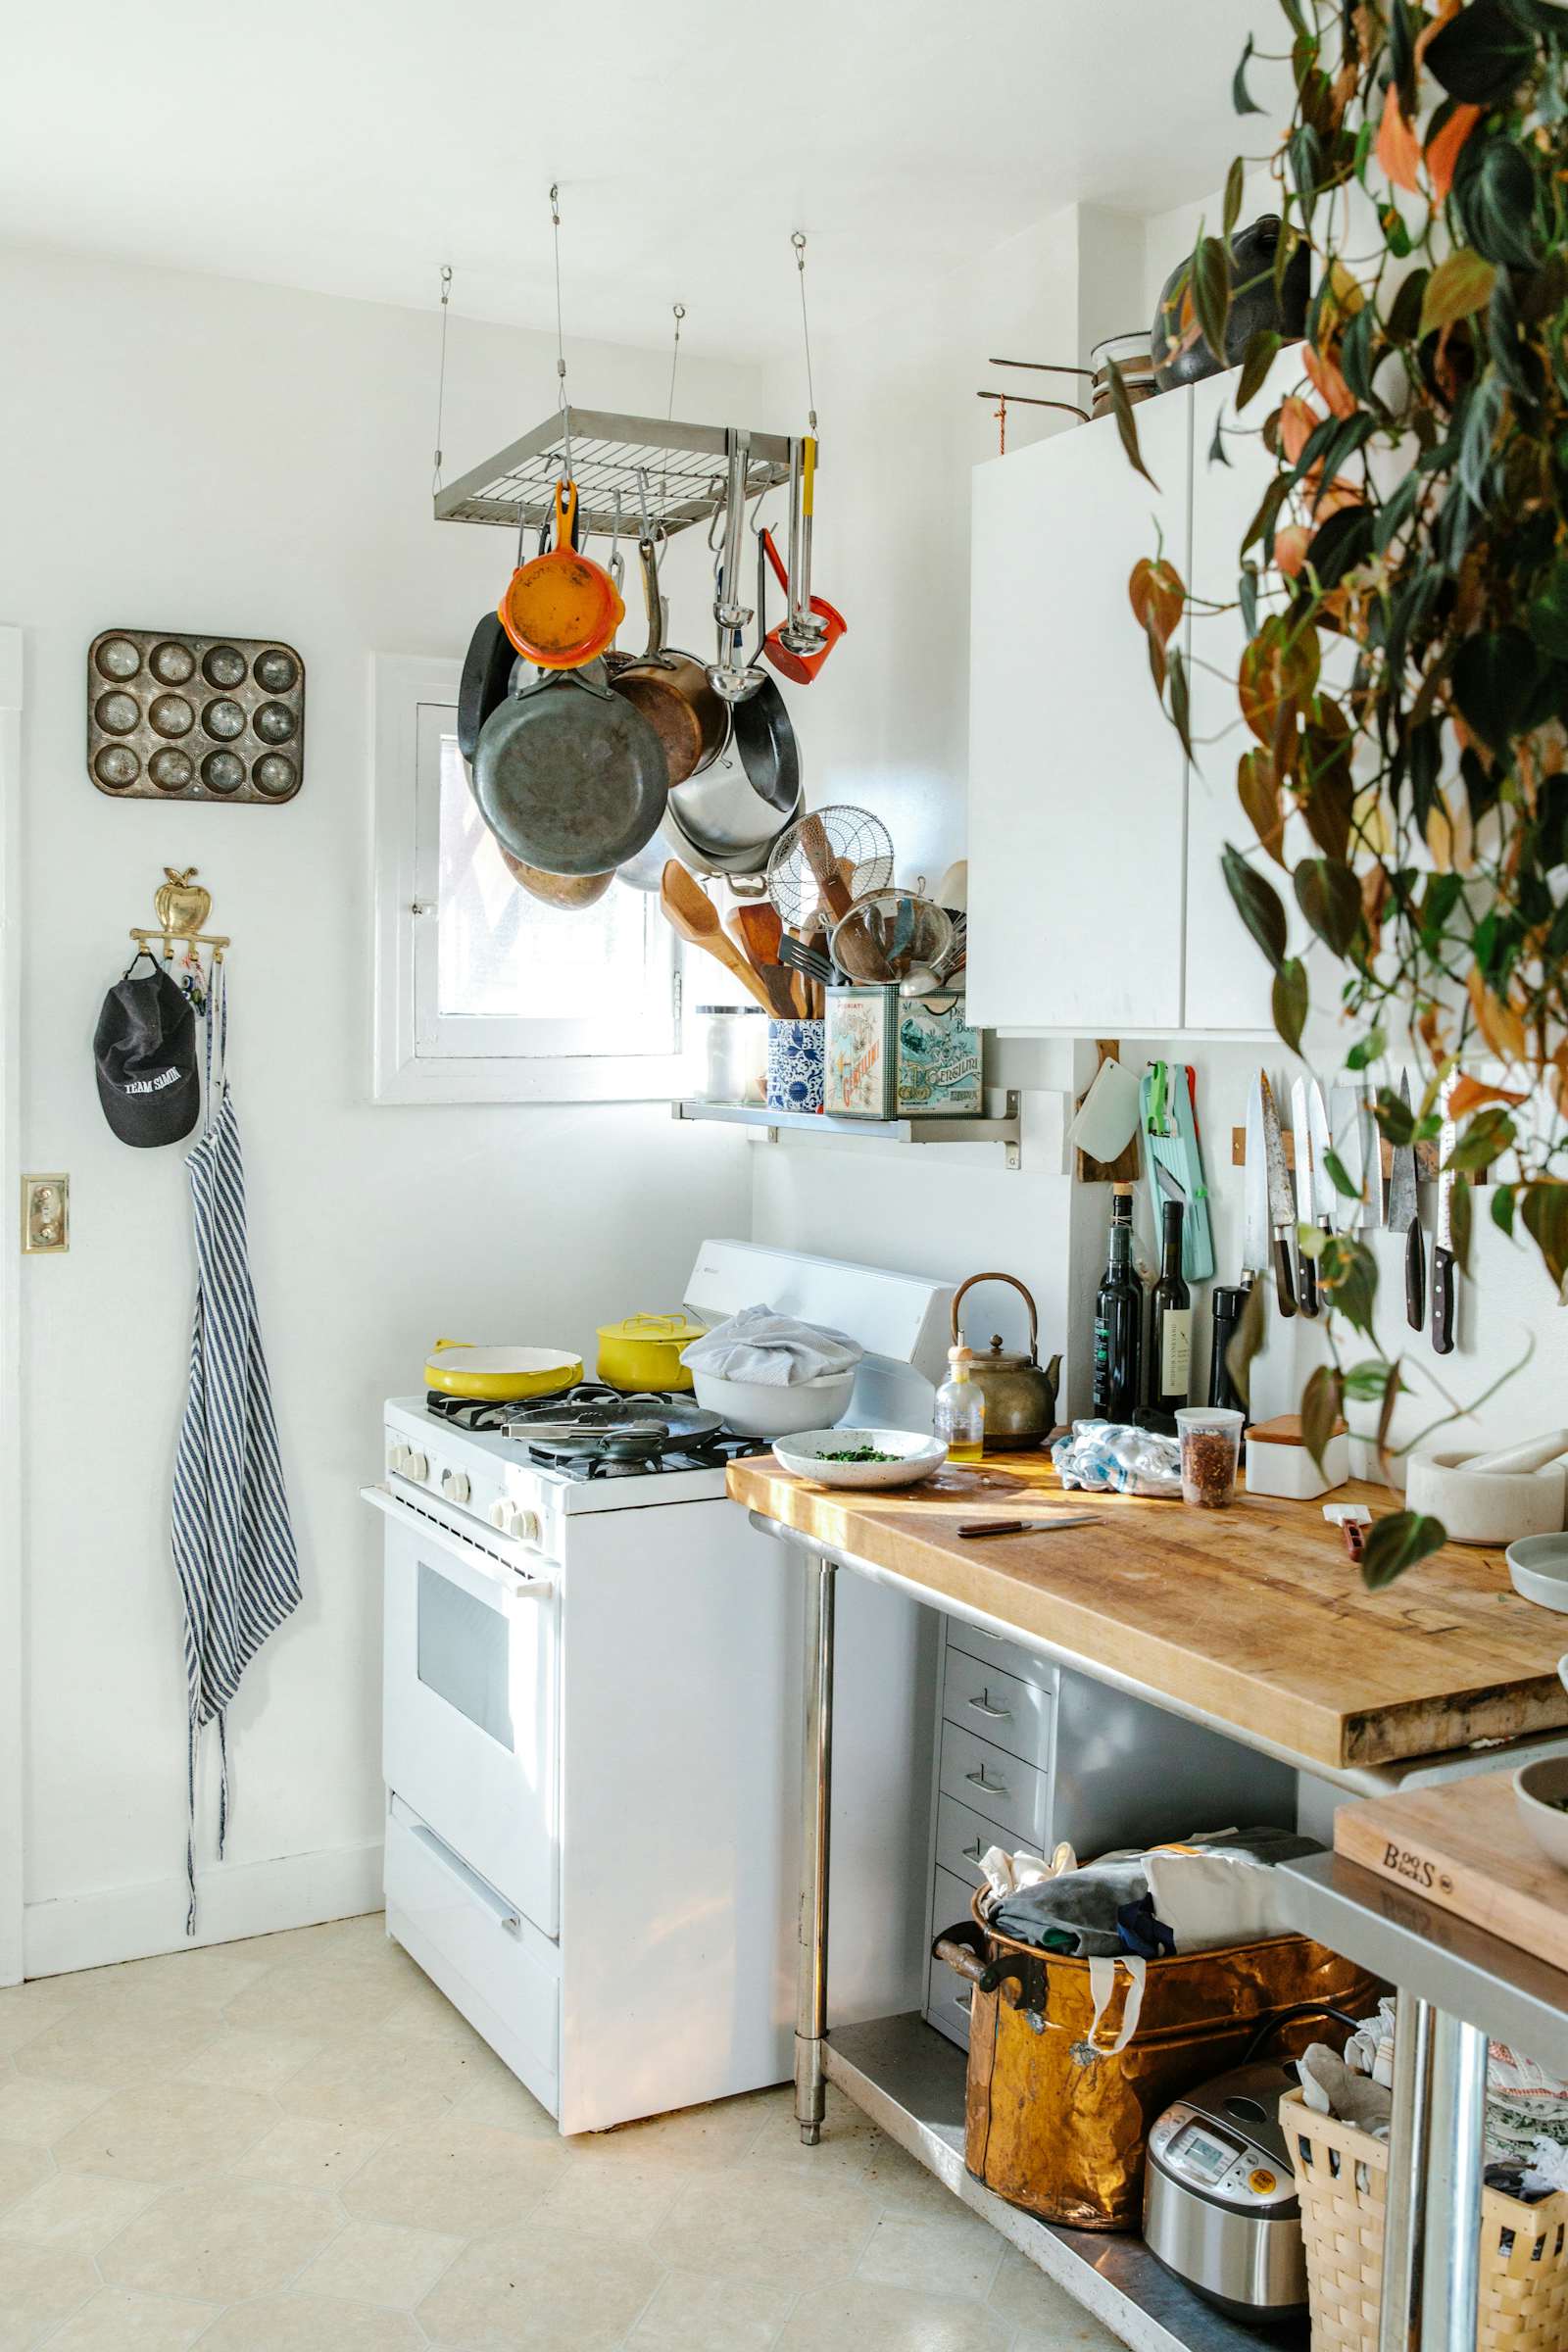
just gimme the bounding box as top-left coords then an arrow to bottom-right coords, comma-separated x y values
1092,1187 -> 1143,1422
1149,1198 -> 1193,1417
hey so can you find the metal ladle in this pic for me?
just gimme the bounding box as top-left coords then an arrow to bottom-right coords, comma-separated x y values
707,430 -> 764,705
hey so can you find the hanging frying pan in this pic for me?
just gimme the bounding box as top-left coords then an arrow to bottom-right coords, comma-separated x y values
458,612 -> 517,762
472,669 -> 668,876
497,483 -> 625,670
607,539 -> 727,786
500,845 -> 616,909
710,526 -> 801,815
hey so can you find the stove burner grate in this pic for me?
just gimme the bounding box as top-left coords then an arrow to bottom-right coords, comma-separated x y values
424,1384 -> 770,1480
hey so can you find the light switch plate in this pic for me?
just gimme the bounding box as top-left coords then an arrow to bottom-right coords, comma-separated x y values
22,1175 -> 69,1254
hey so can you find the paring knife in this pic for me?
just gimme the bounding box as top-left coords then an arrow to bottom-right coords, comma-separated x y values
1258,1073 -> 1298,1317
1290,1076 -> 1320,1317
956,1517 -> 1100,1540
1432,1071 -> 1457,1355
1328,1083 -> 1365,1231
1387,1069 -> 1424,1331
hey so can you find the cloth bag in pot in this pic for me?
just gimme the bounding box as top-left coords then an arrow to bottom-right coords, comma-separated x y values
934,1893 -> 1378,2230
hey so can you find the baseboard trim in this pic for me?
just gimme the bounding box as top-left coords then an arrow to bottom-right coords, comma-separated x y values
23,1838 -> 385,1978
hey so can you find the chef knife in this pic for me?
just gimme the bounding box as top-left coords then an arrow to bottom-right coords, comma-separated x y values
1432,1071 -> 1457,1355
1290,1076 -> 1319,1317
1308,1079 -> 1339,1259
1328,1083 -> 1365,1231
1387,1069 -> 1424,1330
1243,1073 -> 1271,1279
1362,1079 -> 1385,1229
1258,1073 -> 1298,1316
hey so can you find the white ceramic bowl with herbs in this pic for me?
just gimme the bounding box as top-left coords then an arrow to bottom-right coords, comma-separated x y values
771,1429 -> 948,1491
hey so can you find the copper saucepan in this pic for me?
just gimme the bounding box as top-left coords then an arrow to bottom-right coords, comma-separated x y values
607,538 -> 727,787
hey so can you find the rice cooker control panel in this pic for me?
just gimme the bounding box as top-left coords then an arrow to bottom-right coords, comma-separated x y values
1149,2103 -> 1297,2211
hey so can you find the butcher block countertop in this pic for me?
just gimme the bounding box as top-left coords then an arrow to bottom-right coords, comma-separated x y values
725,1456 -> 1568,1774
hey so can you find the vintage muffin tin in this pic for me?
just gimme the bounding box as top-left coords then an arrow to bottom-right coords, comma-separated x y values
86,628 -> 305,804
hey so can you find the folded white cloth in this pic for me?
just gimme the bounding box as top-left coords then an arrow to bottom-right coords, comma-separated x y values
680,1304 -> 863,1388
977,1841 -> 1079,1909
1298,2042 -> 1394,2139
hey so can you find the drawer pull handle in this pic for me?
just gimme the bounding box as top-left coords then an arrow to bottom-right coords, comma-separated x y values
963,1839 -> 986,1864
954,1991 -> 973,2014
965,1764 -> 1008,1795
967,1689 -> 1012,1721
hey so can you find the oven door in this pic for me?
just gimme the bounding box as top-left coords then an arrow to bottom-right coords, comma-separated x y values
366,1485 -> 560,1937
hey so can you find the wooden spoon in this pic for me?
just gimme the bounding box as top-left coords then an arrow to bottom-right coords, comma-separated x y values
660,861 -> 775,1013
730,903 -> 805,1018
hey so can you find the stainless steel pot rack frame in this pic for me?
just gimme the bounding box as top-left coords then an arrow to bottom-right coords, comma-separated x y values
434,406 -> 799,543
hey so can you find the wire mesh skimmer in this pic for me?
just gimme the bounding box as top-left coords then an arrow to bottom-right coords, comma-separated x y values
764,806 -> 895,934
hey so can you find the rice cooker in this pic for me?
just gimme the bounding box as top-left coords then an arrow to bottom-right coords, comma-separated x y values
1143,2006 -> 1368,2323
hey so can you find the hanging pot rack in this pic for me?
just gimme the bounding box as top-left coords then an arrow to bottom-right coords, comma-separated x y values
433,405 -> 799,543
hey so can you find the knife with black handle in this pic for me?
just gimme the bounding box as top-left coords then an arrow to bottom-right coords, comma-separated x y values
1259,1073 -> 1298,1316
1432,1074 -> 1456,1354
1388,1071 -> 1424,1332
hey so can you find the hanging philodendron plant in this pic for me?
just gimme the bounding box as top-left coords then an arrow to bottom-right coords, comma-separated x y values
1116,0 -> 1568,1586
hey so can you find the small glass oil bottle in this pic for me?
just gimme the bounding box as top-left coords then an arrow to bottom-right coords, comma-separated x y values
934,1344 -> 985,1463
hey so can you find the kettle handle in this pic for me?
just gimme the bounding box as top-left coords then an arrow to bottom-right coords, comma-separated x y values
952,1271 -> 1039,1361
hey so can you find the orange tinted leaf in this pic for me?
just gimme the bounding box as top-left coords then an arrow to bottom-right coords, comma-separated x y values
1303,345 -> 1358,420
1375,79 -> 1423,195
1238,747 -> 1287,866
1276,523 -> 1310,576
1279,395 -> 1323,465
1129,556 -> 1185,648
1415,0 -> 1463,68
1426,102 -> 1481,200
1467,966 -> 1529,1062
1448,1073 -> 1529,1119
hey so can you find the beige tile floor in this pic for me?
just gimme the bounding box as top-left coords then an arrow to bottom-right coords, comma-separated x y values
0,1913 -> 1124,2351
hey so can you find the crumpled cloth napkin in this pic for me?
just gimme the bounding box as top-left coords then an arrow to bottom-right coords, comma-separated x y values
680,1304 -> 863,1388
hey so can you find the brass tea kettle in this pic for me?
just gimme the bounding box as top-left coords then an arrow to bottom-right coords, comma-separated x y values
952,1272 -> 1061,1451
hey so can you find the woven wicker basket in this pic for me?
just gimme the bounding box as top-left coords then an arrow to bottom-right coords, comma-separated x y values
1281,2089 -> 1568,2352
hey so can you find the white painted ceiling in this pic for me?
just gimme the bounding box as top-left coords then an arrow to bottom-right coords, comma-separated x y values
4,0 -> 1265,358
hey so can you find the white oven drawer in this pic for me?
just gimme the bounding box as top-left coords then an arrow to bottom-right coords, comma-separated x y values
384,1801 -> 559,2110
938,1720 -> 1052,1854
377,1498 -> 560,1936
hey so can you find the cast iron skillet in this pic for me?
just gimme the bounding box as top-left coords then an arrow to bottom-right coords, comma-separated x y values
458,613 -> 518,763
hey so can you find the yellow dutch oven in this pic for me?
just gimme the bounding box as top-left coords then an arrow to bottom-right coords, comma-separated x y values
596,1312 -> 708,1393
424,1341 -> 582,1403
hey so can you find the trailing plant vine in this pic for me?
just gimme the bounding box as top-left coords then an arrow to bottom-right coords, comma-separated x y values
1119,0 -> 1568,1586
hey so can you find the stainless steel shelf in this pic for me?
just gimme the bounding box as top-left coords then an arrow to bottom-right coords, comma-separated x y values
672,1094 -> 1020,1164
1277,1851 -> 1568,2077
434,407 -> 795,540
824,2012 -> 1300,2352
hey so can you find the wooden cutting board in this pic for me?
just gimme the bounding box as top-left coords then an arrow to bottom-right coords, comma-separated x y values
1335,1773 -> 1568,1970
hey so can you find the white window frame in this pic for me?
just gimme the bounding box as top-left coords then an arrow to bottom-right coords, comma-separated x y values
372,655 -> 687,1105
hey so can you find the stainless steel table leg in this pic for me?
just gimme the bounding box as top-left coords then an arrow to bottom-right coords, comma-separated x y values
1379,1994 -> 1434,2352
795,1551 -> 836,2146
1416,2009 -> 1488,2352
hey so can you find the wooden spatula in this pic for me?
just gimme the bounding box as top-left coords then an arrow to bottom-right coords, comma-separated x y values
730,904 -> 800,1018
660,861 -> 775,1013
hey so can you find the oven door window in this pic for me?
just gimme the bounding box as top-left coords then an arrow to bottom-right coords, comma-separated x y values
416,1561 -> 515,1750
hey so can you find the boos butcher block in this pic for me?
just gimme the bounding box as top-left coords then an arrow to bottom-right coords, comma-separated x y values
1335,1773 -> 1568,1971
725,1458 -> 1568,1775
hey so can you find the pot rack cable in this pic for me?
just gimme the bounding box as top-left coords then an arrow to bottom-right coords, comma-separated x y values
431,263 -> 453,496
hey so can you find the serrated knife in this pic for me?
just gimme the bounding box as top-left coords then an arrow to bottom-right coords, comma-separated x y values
1387,1069 -> 1424,1330
1290,1076 -> 1320,1316
1258,1073 -> 1298,1317
1432,1071 -> 1457,1355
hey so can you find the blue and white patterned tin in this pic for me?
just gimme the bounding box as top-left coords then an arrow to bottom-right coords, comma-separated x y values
765,1019 -> 825,1114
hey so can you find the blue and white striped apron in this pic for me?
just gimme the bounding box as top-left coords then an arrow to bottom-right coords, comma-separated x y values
172,962 -> 301,1931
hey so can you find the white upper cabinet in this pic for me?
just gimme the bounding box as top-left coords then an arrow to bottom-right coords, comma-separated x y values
966,388 -> 1194,1033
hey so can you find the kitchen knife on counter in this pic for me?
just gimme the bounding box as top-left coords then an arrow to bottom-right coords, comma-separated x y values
1258,1073 -> 1298,1317
1290,1076 -> 1319,1317
1432,1072 -> 1457,1355
1388,1069 -> 1424,1331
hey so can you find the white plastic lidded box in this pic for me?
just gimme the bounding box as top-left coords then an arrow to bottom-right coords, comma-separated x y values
1245,1413 -> 1348,1501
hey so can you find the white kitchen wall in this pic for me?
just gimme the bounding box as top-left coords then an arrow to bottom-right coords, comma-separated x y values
0,244 -> 758,1972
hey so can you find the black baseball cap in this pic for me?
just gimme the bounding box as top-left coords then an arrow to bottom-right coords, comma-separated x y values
94,956 -> 200,1147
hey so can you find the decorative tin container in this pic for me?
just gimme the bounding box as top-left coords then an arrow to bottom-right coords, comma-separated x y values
766,1019 -> 825,1114
824,987 -> 982,1119
86,628 -> 305,805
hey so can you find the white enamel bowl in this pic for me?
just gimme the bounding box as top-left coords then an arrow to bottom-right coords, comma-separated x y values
771,1428 -> 949,1491
1514,1753 -> 1568,1873
1506,1534 -> 1568,1613
691,1366 -> 855,1440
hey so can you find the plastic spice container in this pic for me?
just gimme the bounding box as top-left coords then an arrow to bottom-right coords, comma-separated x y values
1176,1407 -> 1245,1509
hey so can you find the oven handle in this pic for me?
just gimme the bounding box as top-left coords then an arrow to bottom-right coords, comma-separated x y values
360,1485 -> 555,1602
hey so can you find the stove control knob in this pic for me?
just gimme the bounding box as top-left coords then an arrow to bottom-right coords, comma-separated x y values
405,1450 -> 429,1484
488,1501 -> 509,1532
387,1443 -> 410,1475
490,1502 -> 541,1545
441,1469 -> 470,1505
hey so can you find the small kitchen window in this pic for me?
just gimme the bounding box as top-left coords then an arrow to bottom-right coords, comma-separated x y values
373,656 -> 684,1104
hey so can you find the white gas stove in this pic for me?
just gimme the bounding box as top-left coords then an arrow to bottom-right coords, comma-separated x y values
365,1240 -> 955,2135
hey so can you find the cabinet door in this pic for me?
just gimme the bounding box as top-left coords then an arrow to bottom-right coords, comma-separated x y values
1183,354 -> 1346,1039
966,389 -> 1193,1032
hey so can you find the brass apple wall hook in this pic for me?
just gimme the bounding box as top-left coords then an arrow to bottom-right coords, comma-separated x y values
129,868 -> 231,964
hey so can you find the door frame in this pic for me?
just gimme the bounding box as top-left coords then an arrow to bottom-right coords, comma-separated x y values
0,625 -> 22,1983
